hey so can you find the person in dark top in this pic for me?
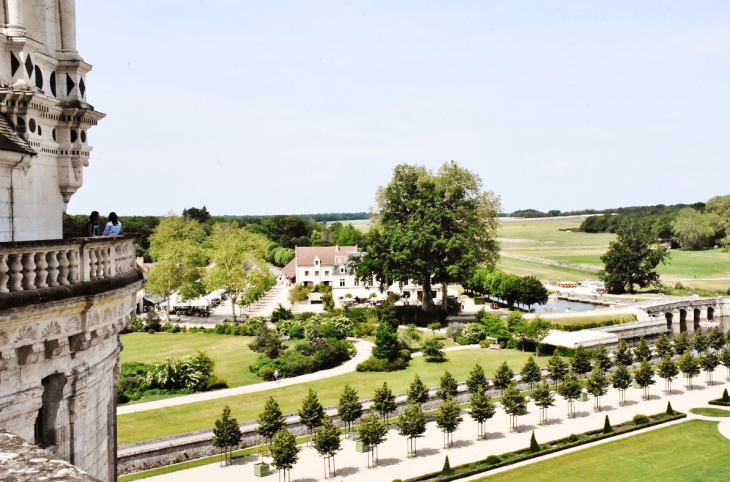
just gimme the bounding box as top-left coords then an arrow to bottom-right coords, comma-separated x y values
84,211 -> 100,237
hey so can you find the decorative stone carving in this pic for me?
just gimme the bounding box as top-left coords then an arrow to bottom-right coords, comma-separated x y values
0,330 -> 9,346
65,316 -> 82,333
103,307 -> 113,322
15,326 -> 37,342
42,321 -> 63,338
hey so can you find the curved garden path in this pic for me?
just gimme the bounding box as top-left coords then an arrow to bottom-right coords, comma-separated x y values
117,338 -> 374,415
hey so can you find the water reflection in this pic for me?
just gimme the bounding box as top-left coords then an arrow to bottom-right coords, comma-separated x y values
531,299 -> 599,313
666,316 -> 730,338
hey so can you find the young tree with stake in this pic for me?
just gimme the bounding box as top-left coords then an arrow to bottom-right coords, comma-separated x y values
313,417 -> 341,479
298,389 -> 325,446
270,428 -> 299,482
372,382 -> 397,424
434,395 -> 463,448
572,346 -> 592,379
593,344 -> 612,374
720,347 -> 730,381
634,359 -> 656,401
532,381 -> 555,425
679,351 -> 701,390
657,356 -> 679,394
655,334 -> 674,359
586,366 -> 609,411
257,397 -> 285,445
212,405 -> 241,466
520,356 -> 542,390
358,411 -> 388,468
397,404 -> 427,457
468,385 -> 496,440
502,383 -> 528,432
559,372 -> 582,419
612,364 -> 632,406
337,384 -> 363,437
547,352 -> 568,388
634,337 -> 652,362
701,353 -> 720,386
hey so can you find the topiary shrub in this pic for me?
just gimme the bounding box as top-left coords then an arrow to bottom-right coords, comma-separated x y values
485,455 -> 501,465
722,388 -> 730,403
603,415 -> 613,434
442,455 -> 452,475
633,414 -> 650,425
568,433 -> 579,442
666,402 -> 674,415
529,431 -> 540,453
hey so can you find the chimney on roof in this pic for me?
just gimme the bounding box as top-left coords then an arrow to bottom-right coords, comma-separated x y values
336,245 -> 340,252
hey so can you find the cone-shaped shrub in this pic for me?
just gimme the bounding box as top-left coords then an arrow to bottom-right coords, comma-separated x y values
603,415 -> 613,434
722,388 -> 730,403
442,455 -> 452,474
666,402 -> 674,415
529,431 -> 540,453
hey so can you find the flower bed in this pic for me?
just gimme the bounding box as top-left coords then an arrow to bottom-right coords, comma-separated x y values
402,410 -> 686,482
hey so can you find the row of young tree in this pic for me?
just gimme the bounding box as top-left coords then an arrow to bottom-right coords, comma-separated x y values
214,329 -> 730,479
463,268 -> 550,310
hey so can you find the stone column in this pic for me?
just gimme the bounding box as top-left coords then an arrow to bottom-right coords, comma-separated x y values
5,0 -> 25,36
58,0 -> 78,53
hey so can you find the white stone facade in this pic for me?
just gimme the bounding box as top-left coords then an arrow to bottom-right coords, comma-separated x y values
0,3 -> 141,482
0,0 -> 103,242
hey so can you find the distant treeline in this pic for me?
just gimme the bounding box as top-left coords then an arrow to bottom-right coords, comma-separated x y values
63,208 -> 366,264
577,203 -> 705,236
509,208 -> 603,218
217,212 -> 369,222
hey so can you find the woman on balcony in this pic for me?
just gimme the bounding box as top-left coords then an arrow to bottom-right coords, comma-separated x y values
103,212 -> 123,236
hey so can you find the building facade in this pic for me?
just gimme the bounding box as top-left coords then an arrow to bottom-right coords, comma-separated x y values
0,3 -> 142,481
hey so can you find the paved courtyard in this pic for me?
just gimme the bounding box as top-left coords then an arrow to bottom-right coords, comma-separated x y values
144,373 -> 730,482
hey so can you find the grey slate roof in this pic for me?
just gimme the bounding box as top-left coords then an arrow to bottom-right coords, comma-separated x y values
0,114 -> 36,156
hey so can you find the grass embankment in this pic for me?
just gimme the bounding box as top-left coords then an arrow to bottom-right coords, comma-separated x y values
118,348 -> 545,445
690,407 -> 730,417
477,420 -> 730,481
498,217 -> 730,292
545,313 -> 636,327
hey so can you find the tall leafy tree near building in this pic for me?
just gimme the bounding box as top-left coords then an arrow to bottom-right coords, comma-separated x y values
354,161 -> 501,312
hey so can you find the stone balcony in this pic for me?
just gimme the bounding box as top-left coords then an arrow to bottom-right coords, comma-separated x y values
0,234 -> 139,310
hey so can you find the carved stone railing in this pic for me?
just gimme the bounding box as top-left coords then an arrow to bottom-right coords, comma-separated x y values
0,235 -> 140,309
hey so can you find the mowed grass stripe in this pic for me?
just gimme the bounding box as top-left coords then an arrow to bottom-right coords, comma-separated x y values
118,349 -> 544,445
477,419 -> 730,481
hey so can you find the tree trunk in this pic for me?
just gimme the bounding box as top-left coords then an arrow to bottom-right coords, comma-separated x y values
422,277 -> 436,312
441,283 -> 448,312
231,292 -> 237,322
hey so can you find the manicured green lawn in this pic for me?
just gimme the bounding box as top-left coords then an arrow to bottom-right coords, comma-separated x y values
121,332 -> 263,388
690,407 -> 730,417
118,348 -> 545,444
478,420 -> 730,481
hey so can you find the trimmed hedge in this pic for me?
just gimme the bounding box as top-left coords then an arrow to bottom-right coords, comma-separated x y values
709,400 -> 730,407
401,411 -> 686,482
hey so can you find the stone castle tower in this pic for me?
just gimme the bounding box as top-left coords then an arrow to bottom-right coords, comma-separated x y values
0,2 -> 143,481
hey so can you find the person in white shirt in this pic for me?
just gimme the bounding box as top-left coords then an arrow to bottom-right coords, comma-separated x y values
103,212 -> 123,235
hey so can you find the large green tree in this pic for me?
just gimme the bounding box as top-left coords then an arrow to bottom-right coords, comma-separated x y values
599,217 -> 670,294
204,223 -> 269,321
354,162 -> 501,312
146,214 -> 207,319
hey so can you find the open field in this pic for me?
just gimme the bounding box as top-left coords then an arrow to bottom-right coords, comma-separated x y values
121,333 -> 303,389
478,419 -> 730,481
499,217 -> 730,292
545,312 -> 636,326
118,348 -> 546,444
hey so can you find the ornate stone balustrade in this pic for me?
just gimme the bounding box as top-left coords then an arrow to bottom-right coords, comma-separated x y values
0,235 -> 140,310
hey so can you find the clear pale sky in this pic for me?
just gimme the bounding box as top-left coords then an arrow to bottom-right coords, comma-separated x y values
68,1 -> 730,217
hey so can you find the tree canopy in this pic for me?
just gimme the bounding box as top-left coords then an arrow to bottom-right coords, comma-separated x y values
599,217 -> 670,294
354,161 -> 501,311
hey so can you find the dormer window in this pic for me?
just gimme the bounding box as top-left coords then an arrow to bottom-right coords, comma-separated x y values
315,260 -> 319,265
340,268 -> 345,273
